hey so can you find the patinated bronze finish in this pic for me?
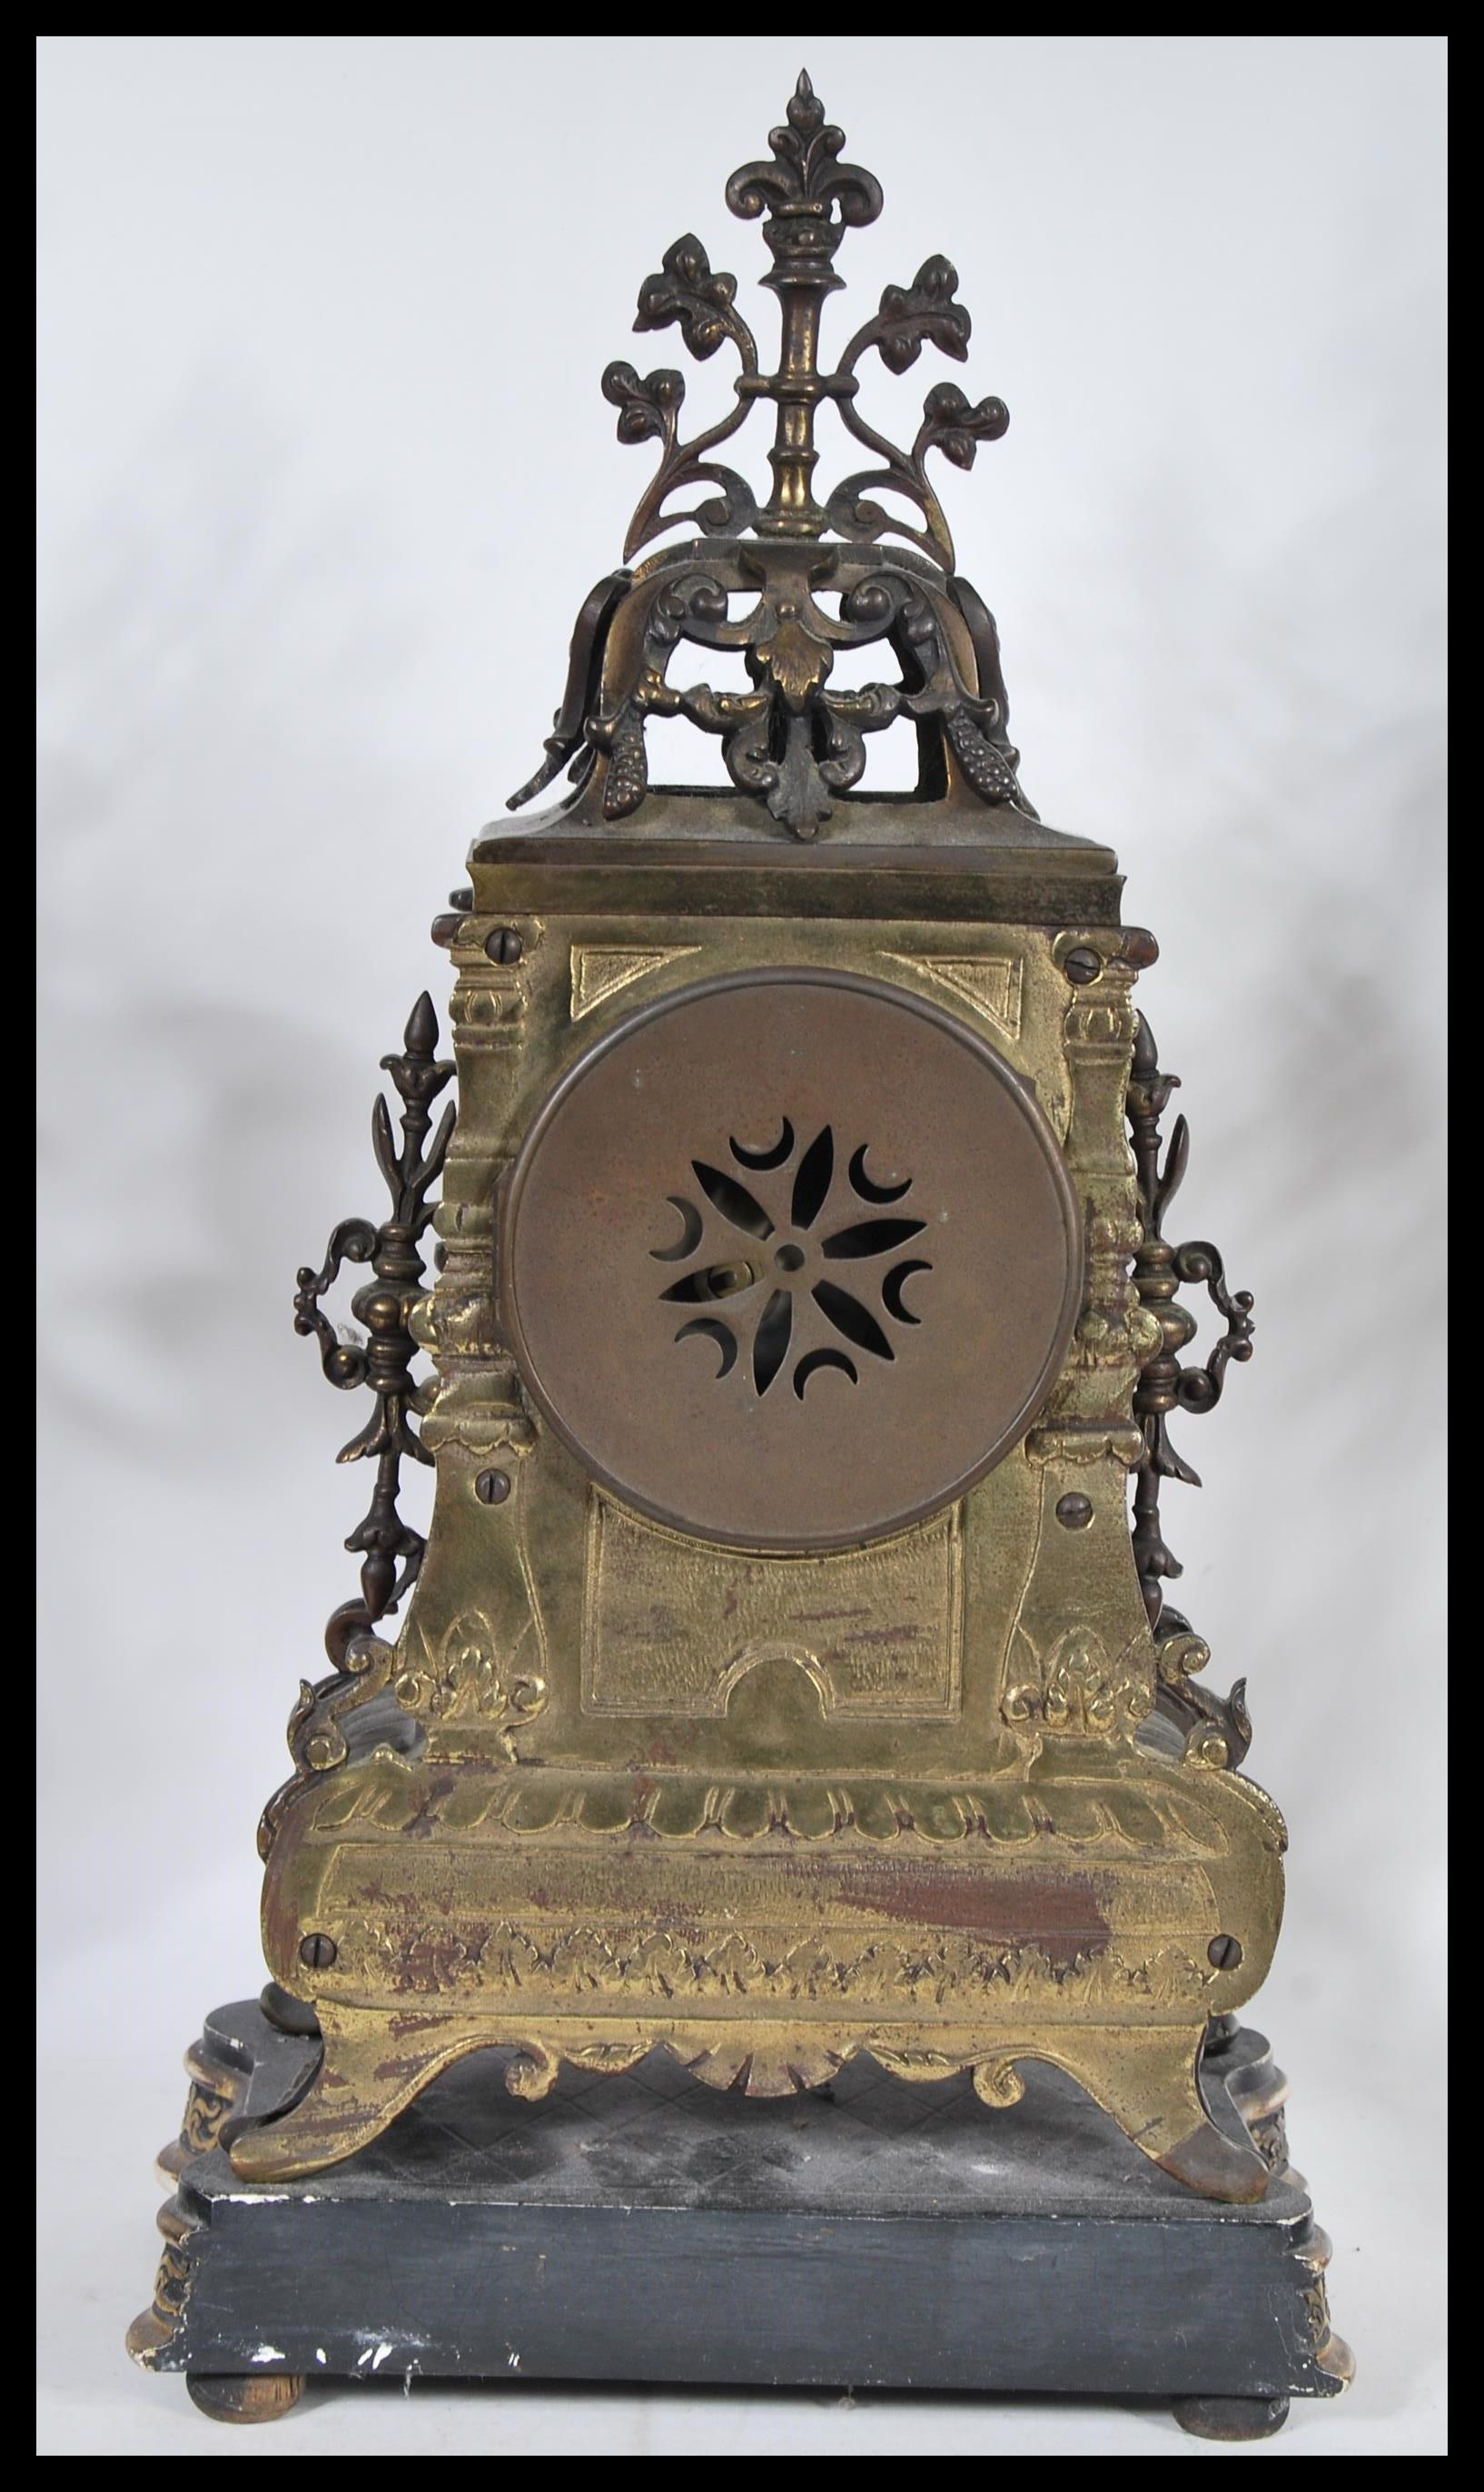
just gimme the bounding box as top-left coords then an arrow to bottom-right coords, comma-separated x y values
133,71 -> 1349,2428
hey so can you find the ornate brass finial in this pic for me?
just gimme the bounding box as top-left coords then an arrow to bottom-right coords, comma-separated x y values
724,66 -> 882,539
604,69 -> 1003,564
510,73 -> 1029,840
290,992 -> 455,1627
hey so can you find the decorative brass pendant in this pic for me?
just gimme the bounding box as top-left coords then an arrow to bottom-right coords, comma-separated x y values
132,69 -> 1350,2432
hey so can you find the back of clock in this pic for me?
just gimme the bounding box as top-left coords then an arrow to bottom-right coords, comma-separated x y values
239,74 -> 1281,2208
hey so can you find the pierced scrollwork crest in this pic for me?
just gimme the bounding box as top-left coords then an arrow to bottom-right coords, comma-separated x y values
577,547 -> 1019,838
1126,1014 -> 1256,1769
509,73 -> 1029,839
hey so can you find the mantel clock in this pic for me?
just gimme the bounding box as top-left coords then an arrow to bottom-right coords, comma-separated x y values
131,74 -> 1350,2441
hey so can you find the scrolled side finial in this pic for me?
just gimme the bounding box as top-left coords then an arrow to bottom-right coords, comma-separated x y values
1125,1016 -> 1257,1769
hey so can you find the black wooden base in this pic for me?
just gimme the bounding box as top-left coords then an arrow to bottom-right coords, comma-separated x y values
130,2002 -> 1351,2438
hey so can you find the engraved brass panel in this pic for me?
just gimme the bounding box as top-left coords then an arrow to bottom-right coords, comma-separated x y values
581,1492 -> 963,1717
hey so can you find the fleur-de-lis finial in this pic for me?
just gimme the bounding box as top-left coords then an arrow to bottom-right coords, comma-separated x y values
508,75 -> 1030,839
591,71 -> 1003,559
724,69 -> 884,278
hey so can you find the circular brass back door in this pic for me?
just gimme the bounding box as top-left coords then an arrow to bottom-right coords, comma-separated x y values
500,971 -> 1083,1551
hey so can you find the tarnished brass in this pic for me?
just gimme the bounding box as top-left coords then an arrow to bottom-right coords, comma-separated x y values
239,73 -> 1286,2209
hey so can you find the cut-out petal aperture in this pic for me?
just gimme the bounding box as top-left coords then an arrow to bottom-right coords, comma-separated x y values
813,1281 -> 895,1361
821,1217 -> 927,1260
660,1261 -> 759,1304
661,1112 -> 925,1399
752,1290 -> 793,1395
691,1161 -> 775,1239
792,1125 -> 835,1230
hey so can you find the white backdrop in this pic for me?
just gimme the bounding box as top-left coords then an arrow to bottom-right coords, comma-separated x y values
37,35 -> 1446,2457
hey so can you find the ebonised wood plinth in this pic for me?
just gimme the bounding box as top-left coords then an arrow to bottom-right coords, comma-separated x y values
130,2000 -> 1350,2440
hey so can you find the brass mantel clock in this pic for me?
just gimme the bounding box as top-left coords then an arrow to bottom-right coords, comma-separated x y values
132,74 -> 1350,2440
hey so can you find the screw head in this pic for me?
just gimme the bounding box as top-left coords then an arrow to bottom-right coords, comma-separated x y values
475,1468 -> 511,1505
448,885 -> 474,911
299,1932 -> 338,1972
1064,946 -> 1103,985
486,926 -> 524,965
1055,1492 -> 1093,1529
1208,1933 -> 1243,1972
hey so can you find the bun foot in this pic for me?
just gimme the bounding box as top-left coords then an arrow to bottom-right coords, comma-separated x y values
186,2374 -> 305,2424
1172,2394 -> 1291,2441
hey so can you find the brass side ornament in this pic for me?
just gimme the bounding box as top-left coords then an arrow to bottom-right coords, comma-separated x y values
132,69 -> 1350,2438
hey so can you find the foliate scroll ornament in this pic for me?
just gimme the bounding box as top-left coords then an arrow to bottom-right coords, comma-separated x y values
1295,2227 -> 1352,2382
972,2057 -> 1029,2109
178,2057 -> 239,2159
508,74 -> 1030,837
141,2203 -> 199,2351
1302,2272 -> 1335,2354
1126,1014 -> 1256,1767
828,268 -> 1008,569
1158,1622 -> 1252,1773
575,548 -> 1026,840
256,1625 -> 400,1860
350,1918 -> 1214,2016
152,2039 -> 248,2189
1003,1626 -> 1155,1737
505,572 -> 630,813
393,1607 -> 549,1753
606,229 -> 762,562
1249,2104 -> 1291,2176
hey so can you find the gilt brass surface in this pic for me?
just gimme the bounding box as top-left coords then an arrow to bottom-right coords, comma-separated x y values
211,74 -> 1291,2229
501,968 -> 1081,1549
